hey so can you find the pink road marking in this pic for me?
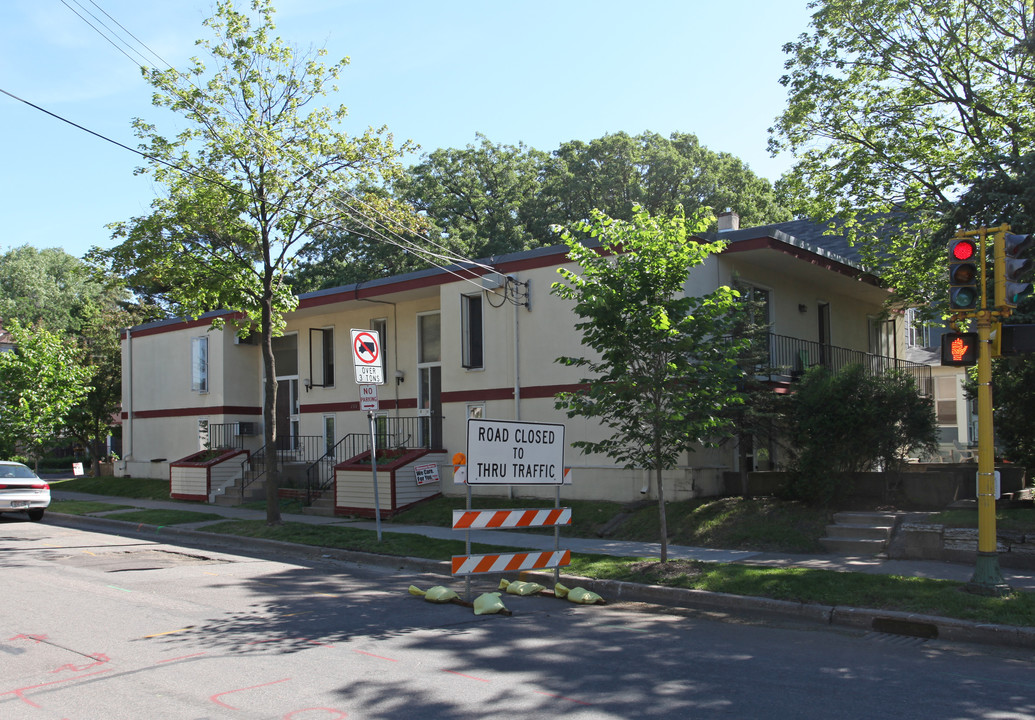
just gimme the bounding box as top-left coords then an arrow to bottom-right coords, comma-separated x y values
1,669 -> 112,708
351,650 -> 397,662
6,633 -> 48,643
210,678 -> 291,710
441,669 -> 490,682
51,653 -> 110,673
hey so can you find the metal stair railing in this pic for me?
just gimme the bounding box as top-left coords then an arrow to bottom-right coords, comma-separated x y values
241,436 -> 323,495
304,415 -> 430,504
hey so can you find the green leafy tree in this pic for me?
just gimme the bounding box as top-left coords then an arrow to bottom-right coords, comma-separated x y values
293,130 -> 792,291
0,320 -> 94,470
770,0 -> 1035,308
99,0 -> 419,524
1,246 -> 131,474
990,357 -> 1035,469
546,131 -> 791,230
785,365 -> 938,505
0,245 -> 105,334
551,206 -> 747,562
943,153 -> 1035,473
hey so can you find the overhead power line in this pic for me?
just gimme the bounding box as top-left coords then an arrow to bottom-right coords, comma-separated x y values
54,0 -> 503,289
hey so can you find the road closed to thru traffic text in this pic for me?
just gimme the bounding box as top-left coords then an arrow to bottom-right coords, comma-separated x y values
466,418 -> 565,485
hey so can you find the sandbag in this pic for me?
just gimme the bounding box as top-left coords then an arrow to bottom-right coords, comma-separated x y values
408,585 -> 460,603
473,592 -> 510,615
498,578 -> 545,596
555,582 -> 604,605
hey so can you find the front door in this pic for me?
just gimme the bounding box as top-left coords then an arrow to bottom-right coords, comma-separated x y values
418,366 -> 442,448
275,378 -> 299,453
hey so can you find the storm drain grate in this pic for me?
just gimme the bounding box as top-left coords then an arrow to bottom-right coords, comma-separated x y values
869,616 -> 938,641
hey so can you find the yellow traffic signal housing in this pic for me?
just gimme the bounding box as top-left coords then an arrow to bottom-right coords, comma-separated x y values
994,231 -> 1033,308
948,237 -> 981,312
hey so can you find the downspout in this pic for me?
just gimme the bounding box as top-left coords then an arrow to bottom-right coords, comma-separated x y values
513,279 -> 521,422
124,326 -> 133,467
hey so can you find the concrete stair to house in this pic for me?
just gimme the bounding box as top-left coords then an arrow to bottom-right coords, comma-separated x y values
819,511 -> 899,556
211,472 -> 266,506
302,493 -> 335,517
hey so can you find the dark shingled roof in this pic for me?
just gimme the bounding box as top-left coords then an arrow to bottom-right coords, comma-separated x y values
716,217 -> 866,270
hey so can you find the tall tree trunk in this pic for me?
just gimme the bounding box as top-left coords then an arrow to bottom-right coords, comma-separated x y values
261,294 -> 281,526
739,431 -> 752,499
656,462 -> 668,563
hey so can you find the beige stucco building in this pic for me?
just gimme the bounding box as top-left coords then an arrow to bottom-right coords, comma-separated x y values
119,214 -> 930,509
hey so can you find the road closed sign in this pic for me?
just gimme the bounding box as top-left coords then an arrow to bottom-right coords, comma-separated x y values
466,419 -> 565,485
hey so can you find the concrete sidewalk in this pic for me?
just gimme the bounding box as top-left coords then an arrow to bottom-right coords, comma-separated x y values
42,487 -> 1035,649
49,488 -> 1035,591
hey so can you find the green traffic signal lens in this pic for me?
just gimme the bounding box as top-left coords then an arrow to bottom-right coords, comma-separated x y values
951,287 -> 978,308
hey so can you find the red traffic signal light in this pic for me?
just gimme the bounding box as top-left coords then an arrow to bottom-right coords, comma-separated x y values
952,238 -> 977,261
941,332 -> 978,366
948,238 -> 981,311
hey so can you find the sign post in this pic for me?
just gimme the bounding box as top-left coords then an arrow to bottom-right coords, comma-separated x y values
454,419 -> 569,598
351,329 -> 385,539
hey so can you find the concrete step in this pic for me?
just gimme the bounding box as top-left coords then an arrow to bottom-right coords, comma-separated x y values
819,537 -> 889,555
302,504 -> 336,517
832,511 -> 899,525
824,523 -> 893,540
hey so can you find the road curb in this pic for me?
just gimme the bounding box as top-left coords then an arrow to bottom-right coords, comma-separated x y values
45,512 -> 451,576
46,512 -> 1035,650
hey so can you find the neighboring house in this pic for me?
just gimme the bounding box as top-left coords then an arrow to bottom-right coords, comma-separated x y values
904,309 -> 978,460
0,323 -> 14,353
119,212 -> 930,507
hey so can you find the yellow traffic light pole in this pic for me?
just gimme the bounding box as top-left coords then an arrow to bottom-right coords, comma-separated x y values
954,225 -> 1010,596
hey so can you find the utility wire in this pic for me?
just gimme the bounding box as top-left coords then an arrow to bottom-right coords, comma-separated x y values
62,0 -> 501,284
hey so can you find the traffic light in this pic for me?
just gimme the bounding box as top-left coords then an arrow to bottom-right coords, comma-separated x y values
949,237 -> 981,311
941,331 -> 979,366
994,232 -> 1033,308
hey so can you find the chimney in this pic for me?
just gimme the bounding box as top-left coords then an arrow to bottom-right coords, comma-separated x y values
717,210 -> 740,233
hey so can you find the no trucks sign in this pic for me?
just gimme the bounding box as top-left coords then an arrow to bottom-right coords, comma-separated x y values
466,419 -> 565,485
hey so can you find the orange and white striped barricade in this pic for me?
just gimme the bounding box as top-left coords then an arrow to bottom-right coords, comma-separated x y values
451,550 -> 571,577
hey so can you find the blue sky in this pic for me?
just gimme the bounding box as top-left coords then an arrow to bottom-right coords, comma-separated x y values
1,0 -> 815,260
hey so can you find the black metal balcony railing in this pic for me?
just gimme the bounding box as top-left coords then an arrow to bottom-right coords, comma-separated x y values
241,435 -> 324,493
207,422 -> 245,451
763,333 -> 932,395
305,415 -> 433,503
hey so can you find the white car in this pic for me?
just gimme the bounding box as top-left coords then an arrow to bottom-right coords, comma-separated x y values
0,461 -> 50,521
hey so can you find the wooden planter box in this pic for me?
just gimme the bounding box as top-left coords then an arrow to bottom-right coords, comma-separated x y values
334,449 -> 445,518
170,448 -> 248,501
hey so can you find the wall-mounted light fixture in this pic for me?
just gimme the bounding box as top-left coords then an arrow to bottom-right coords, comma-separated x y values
798,304 -> 808,313
303,378 -> 312,391
394,369 -> 405,385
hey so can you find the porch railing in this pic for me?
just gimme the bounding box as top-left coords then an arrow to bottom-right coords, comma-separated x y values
764,333 -> 932,396
241,435 -> 324,494
208,422 -> 245,451
304,415 -> 433,504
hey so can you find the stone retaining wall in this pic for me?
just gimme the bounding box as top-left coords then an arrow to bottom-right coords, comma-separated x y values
888,521 -> 1035,569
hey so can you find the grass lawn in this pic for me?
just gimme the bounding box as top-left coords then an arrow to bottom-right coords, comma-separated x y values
48,500 -> 136,515
50,476 -> 174,500
44,475 -> 1035,627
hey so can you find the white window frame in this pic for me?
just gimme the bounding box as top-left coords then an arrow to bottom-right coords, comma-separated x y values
461,293 -> 484,369
308,326 -> 335,389
191,336 -> 209,393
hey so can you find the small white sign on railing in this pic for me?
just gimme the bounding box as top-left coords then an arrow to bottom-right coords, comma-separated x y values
414,463 -> 440,485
